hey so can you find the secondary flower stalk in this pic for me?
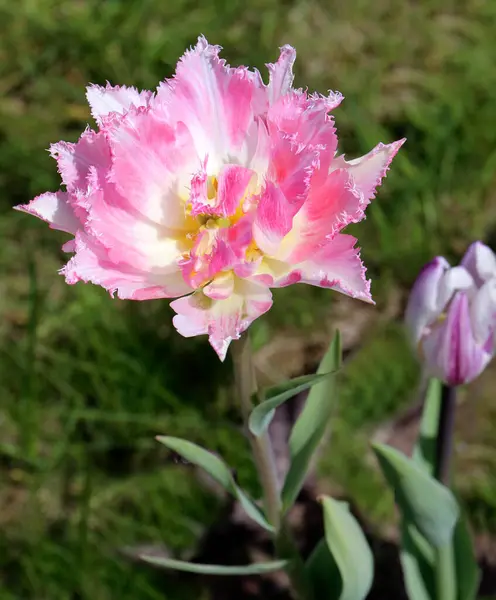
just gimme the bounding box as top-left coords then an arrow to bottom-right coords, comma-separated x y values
17,36 -> 404,359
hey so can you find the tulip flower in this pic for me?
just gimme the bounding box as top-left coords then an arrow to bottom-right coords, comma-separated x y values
406,242 -> 496,385
17,36 -> 404,359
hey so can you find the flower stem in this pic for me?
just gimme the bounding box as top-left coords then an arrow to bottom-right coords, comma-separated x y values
231,334 -> 311,599
435,384 -> 457,486
231,334 -> 281,529
434,384 -> 458,600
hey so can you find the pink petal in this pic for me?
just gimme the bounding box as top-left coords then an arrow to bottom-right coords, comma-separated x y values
203,271 -> 235,300
171,278 -> 272,360
405,257 -> 450,345
155,36 -> 265,166
86,83 -> 152,125
461,241 -> 496,287
15,191 -> 80,234
253,181 -> 297,256
266,45 -> 296,105
107,108 -> 196,230
189,163 -> 255,218
332,138 -> 406,205
266,91 -> 340,205
216,164 -> 255,217
422,291 -> 493,386
62,232 -> 191,300
274,233 -> 372,303
50,129 -> 111,193
279,169 -> 364,264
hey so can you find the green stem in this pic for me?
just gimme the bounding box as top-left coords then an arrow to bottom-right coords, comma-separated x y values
433,383 -> 458,600
231,334 -> 312,600
231,334 -> 281,529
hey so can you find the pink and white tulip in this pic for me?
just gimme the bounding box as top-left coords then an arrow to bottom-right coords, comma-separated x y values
17,36 -> 404,360
406,242 -> 496,385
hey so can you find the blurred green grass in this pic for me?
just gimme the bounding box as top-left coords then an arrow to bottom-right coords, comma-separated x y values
1,0 -> 496,597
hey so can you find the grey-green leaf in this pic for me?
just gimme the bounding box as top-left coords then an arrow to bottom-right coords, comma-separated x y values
319,495 -> 374,600
372,443 -> 459,547
282,331 -> 342,511
305,539 -> 342,598
453,512 -> 480,600
156,436 -> 273,532
249,372 -> 332,437
400,520 -> 436,600
140,554 -> 289,575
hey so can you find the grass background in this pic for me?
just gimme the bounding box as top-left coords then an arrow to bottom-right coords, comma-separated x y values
1,0 -> 496,597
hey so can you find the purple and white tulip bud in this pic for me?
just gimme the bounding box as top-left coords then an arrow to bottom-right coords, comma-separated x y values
406,242 -> 496,386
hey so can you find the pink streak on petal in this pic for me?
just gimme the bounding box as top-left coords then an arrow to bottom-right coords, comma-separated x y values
423,291 -> 492,386
15,191 -> 80,234
155,36 -> 265,161
171,279 -> 272,360
253,181 -> 296,255
50,129 -> 111,193
332,138 -> 406,205
275,233 -> 372,303
216,165 -> 255,217
62,232 -> 191,300
86,83 -> 153,125
107,109 -> 196,230
282,169 -> 364,264
203,271 -> 235,300
266,45 -> 296,105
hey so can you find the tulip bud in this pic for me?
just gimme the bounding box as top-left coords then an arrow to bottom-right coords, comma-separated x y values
405,242 -> 496,386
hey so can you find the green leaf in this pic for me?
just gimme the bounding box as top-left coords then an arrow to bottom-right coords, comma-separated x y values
400,520 -> 436,600
140,555 -> 289,575
248,372 -> 333,437
156,436 -> 274,532
372,443 -> 459,547
281,331 -> 342,511
305,539 -> 342,598
453,512 -> 480,600
314,495 -> 374,600
412,378 -> 480,599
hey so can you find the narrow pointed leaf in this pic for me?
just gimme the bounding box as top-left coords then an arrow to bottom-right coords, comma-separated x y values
305,539 -> 342,598
317,495 -> 374,600
372,443 -> 459,547
249,372 -> 333,437
453,512 -> 480,600
400,520 -> 436,600
156,436 -> 273,532
140,555 -> 289,575
282,331 -> 342,510
412,378 -> 480,599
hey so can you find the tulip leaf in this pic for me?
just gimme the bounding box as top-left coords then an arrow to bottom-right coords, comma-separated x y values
281,331 -> 342,511
156,436 -> 274,532
248,372 -> 334,437
140,554 -> 289,575
453,511 -> 480,600
305,496 -> 373,600
412,378 -> 480,599
372,442 -> 459,547
400,520 -> 436,600
305,539 -> 341,598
